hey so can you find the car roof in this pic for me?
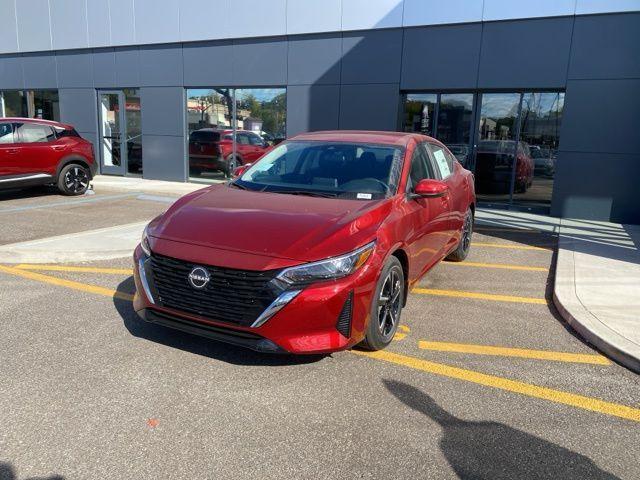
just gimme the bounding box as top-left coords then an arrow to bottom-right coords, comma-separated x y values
288,130 -> 435,147
1,117 -> 73,129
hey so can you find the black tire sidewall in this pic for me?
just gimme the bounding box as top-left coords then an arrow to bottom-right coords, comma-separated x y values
364,256 -> 405,351
58,164 -> 89,196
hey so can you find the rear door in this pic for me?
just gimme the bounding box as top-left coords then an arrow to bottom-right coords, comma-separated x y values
0,122 -> 17,176
247,132 -> 268,161
235,133 -> 253,161
426,142 -> 464,238
13,122 -> 60,176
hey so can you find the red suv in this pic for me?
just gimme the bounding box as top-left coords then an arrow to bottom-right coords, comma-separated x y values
134,131 -> 475,354
189,129 -> 270,176
0,118 -> 96,195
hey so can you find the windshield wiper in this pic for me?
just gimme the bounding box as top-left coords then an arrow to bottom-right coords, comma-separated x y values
270,190 -> 338,198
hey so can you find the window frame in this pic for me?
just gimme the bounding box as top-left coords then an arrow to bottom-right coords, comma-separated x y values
14,122 -> 56,144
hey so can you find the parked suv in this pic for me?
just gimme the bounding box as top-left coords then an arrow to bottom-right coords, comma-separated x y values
0,118 -> 96,195
189,128 -> 270,176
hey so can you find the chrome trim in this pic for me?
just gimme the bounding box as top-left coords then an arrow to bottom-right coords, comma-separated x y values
0,173 -> 51,183
250,289 -> 301,328
138,256 -> 155,304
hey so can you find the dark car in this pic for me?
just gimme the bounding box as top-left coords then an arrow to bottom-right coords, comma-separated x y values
474,140 -> 534,194
0,117 -> 96,195
134,131 -> 476,354
188,128 -> 270,176
530,146 -> 556,177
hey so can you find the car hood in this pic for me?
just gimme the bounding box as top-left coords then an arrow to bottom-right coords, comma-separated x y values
149,184 -> 391,262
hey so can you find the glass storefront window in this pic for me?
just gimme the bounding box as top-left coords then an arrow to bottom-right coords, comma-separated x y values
186,87 -> 286,183
403,93 -> 436,136
436,93 -> 473,167
475,93 -> 522,201
516,92 -> 564,208
0,90 -> 60,121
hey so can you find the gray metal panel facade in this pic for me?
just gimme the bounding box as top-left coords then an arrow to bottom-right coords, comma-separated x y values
1,12 -> 639,223
401,23 -> 482,90
478,17 -> 573,89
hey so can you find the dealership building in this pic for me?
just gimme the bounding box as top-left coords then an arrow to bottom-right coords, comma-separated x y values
0,0 -> 638,223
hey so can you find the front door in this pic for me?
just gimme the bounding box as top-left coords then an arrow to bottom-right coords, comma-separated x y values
98,91 -> 126,175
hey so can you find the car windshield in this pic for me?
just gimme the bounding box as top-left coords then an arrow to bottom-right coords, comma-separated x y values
235,141 -> 404,200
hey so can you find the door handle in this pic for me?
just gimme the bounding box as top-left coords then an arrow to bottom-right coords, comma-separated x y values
6,148 -> 20,154
51,145 -> 66,151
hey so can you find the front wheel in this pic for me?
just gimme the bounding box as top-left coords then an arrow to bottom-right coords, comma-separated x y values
361,256 -> 405,351
58,164 -> 90,196
446,207 -> 473,262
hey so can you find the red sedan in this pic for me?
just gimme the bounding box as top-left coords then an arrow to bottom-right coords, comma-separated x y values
133,131 -> 476,354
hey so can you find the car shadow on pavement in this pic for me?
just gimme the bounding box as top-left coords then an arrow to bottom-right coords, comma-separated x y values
0,462 -> 63,480
113,276 -> 326,367
383,380 -> 620,480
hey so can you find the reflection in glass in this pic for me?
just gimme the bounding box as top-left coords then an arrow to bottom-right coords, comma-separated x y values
0,90 -> 60,121
403,94 -> 436,135
187,88 -> 286,183
437,94 -> 473,167
474,93 -> 525,201
516,92 -> 564,207
99,93 -> 121,168
124,89 -> 143,175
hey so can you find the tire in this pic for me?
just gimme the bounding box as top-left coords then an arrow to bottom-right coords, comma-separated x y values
361,256 -> 405,351
446,207 -> 473,262
224,155 -> 241,176
57,163 -> 90,196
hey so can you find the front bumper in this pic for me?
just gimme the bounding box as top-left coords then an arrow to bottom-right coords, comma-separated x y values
132,246 -> 381,354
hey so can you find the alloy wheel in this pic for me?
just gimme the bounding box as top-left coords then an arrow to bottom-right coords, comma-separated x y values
377,268 -> 402,341
461,211 -> 473,253
64,167 -> 89,194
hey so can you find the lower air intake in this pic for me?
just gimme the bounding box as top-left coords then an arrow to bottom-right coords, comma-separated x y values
336,291 -> 353,338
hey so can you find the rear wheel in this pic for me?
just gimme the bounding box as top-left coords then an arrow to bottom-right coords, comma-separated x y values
361,256 -> 405,351
446,207 -> 473,262
58,164 -> 90,196
225,155 -> 241,176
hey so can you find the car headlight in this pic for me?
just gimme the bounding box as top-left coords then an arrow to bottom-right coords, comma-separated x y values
276,241 -> 375,286
140,225 -> 152,256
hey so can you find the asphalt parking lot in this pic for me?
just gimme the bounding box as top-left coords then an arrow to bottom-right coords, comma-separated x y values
1,190 -> 639,479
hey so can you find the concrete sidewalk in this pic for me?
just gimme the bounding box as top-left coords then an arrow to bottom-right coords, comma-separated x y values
553,219 -> 640,373
91,174 -> 213,196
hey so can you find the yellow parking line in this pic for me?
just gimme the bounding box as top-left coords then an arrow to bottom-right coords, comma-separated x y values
445,261 -> 548,272
412,287 -> 547,305
0,264 -> 133,301
471,242 -> 553,251
418,340 -> 611,365
352,350 -> 640,423
398,325 -> 411,333
14,264 -> 133,275
476,227 -> 546,234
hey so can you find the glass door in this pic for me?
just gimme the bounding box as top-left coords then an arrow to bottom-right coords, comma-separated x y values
473,93 -> 522,205
436,93 -> 475,169
99,91 -> 126,175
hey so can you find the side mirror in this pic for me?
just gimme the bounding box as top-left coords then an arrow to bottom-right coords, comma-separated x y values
413,179 -> 449,198
232,163 -> 252,178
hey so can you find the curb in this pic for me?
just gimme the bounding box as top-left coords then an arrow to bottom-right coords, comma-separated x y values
553,240 -> 640,374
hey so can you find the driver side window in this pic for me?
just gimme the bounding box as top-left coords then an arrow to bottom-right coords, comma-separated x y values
407,143 -> 435,191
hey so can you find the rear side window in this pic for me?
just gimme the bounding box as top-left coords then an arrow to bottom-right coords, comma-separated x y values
0,122 -> 14,144
54,127 -> 80,139
190,131 -> 221,143
15,123 -> 56,143
248,133 -> 263,146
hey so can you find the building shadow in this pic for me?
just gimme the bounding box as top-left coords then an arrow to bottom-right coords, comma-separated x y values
0,462 -> 63,480
112,276 -> 326,367
383,380 -> 620,479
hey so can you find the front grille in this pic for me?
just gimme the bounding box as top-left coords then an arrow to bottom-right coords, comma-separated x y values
150,253 -> 280,326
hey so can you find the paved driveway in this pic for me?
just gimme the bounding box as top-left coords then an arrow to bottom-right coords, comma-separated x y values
0,192 -> 638,479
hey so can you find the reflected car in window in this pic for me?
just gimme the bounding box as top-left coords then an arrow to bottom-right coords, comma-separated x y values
530,146 -> 556,177
0,117 -> 96,195
188,128 -> 270,176
446,144 -> 470,167
134,131 -> 476,355
474,140 -> 534,194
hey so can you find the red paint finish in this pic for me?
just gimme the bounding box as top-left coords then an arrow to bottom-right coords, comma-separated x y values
0,117 -> 95,184
188,129 -> 271,173
134,131 -> 475,354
